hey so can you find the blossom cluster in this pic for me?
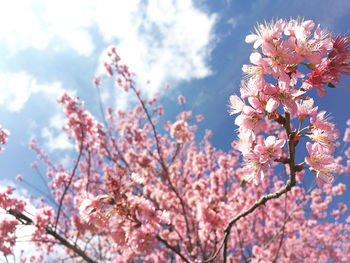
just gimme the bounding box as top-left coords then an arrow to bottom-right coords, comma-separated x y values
0,18 -> 350,263
229,18 -> 349,186
0,126 -> 10,152
0,187 -> 26,256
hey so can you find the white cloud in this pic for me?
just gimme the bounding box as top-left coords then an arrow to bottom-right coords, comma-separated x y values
41,113 -> 74,152
41,126 -> 73,152
0,71 -> 64,112
227,17 -> 239,28
0,71 -> 75,152
0,0 -> 217,104
0,0 -> 94,56
95,0 -> 218,105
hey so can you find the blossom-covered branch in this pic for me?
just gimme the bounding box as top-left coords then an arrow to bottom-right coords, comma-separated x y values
1,17 -> 350,263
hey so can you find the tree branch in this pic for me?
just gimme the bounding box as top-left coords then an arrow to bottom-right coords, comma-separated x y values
129,83 -> 194,252
54,126 -> 84,230
157,235 -> 190,263
8,209 -> 97,263
205,113 -> 297,262
272,192 -> 288,263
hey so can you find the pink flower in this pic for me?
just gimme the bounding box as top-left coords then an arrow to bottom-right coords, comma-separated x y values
243,52 -> 271,77
297,98 -> 318,120
305,142 -> 335,170
285,20 -> 332,65
228,95 -> 245,115
308,128 -> 339,154
0,127 -> 10,152
311,111 -> 334,132
305,142 -> 337,186
240,78 -> 261,99
196,114 -> 204,122
245,19 -> 286,49
235,106 -> 264,133
234,131 -> 254,154
331,33 -> 350,55
243,151 -> 269,184
255,136 -> 285,163
315,166 -> 336,187
332,183 -> 346,195
93,76 -> 102,87
131,172 -> 145,184
309,110 -> 339,152
303,33 -> 350,96
178,95 -> 186,105
16,175 -> 23,182
264,83 -> 304,116
170,120 -> 193,143
343,128 -> 350,142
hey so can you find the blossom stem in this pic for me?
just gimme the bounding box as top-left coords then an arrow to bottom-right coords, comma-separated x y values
205,114 -> 297,263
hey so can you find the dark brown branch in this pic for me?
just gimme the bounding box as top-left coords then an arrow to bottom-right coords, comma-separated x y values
86,150 -> 92,192
157,235 -> 190,263
205,113 -> 297,262
272,192 -> 288,263
54,126 -> 84,230
129,83 -> 193,251
129,84 -> 165,168
235,224 -> 249,263
8,209 -> 97,263
45,227 -> 97,263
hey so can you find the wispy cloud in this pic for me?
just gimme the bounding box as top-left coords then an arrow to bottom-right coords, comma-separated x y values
41,113 -> 74,152
0,0 -> 218,99
95,0 -> 218,102
227,17 -> 239,29
0,72 -> 64,112
0,0 -> 218,151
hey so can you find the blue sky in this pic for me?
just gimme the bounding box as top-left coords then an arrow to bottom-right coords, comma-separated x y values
1,0 -> 350,204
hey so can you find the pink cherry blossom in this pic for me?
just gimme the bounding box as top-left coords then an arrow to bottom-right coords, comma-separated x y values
264,83 -> 304,116
245,19 -> 286,49
178,95 -> 186,105
170,120 -> 193,143
0,126 -> 9,152
255,135 -> 285,163
1,18 -> 350,263
297,98 -> 318,120
228,94 -> 245,115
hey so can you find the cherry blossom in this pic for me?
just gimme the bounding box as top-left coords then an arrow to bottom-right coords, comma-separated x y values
0,18 -> 350,263
0,126 -> 9,152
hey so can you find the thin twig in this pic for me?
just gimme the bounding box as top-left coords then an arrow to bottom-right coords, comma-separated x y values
157,235 -> 190,263
129,83 -> 193,252
8,209 -> 97,263
272,192 -> 288,263
235,224 -> 249,263
205,113 -> 297,262
54,126 -> 84,230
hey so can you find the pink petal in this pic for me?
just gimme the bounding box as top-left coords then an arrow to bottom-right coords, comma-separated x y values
266,98 -> 279,113
316,86 -> 326,97
245,34 -> 259,43
249,53 -> 262,65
